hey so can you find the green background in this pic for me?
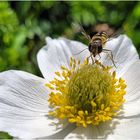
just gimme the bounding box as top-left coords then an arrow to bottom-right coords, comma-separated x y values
0,1 -> 140,139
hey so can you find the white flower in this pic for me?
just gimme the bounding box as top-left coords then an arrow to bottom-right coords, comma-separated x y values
0,35 -> 140,139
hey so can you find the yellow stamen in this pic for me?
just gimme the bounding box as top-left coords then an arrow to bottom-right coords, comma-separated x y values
46,58 -> 126,127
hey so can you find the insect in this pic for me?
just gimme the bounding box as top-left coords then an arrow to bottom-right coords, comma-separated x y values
74,24 -> 117,67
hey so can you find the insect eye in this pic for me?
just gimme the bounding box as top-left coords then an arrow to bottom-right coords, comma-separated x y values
88,43 -> 93,52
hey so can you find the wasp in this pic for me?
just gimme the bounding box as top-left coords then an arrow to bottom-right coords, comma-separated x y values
74,24 -> 117,67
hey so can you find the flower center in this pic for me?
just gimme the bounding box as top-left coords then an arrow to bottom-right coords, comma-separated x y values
46,58 -> 126,127
68,64 -> 114,113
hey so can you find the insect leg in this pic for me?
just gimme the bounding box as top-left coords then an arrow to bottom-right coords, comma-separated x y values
102,49 -> 116,68
91,55 -> 95,64
74,48 -> 88,55
87,53 -> 95,64
103,49 -> 114,59
98,53 -> 101,60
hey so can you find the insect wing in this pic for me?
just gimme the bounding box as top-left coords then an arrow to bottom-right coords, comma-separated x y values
107,28 -> 123,41
72,23 -> 91,41
81,26 -> 91,41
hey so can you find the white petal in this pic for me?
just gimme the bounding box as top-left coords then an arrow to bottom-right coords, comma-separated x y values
64,117 -> 140,140
116,60 -> 140,117
107,117 -> 140,140
64,120 -> 124,139
64,125 -> 102,139
101,35 -> 139,76
0,70 -> 70,138
37,37 -> 89,81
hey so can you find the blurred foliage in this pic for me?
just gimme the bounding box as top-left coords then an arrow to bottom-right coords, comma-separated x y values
0,1 -> 140,139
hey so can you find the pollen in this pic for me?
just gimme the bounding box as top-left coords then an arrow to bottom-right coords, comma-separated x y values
46,58 -> 126,127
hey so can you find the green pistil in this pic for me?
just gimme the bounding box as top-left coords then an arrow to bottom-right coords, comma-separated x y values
68,65 -> 113,113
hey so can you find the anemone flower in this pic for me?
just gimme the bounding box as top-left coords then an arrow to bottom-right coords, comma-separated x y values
0,35 -> 140,139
